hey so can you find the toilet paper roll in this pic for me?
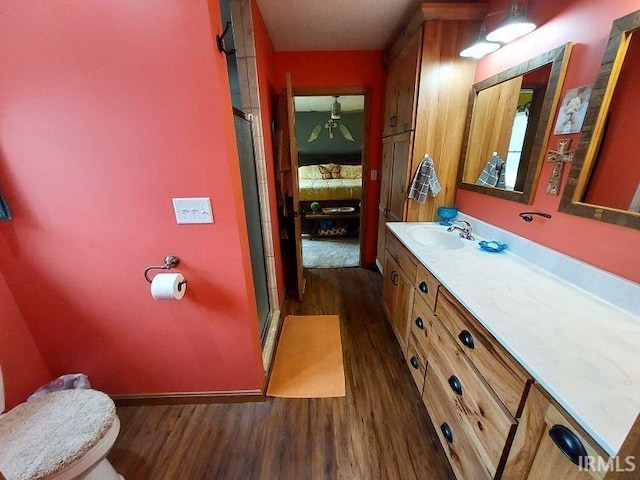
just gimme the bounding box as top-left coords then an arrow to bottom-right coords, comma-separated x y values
151,273 -> 186,300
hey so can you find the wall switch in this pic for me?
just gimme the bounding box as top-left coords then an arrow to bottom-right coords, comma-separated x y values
172,197 -> 214,224
370,169 -> 378,181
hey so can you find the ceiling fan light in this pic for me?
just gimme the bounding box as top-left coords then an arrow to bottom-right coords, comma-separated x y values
331,96 -> 342,119
460,39 -> 501,59
486,1 -> 536,43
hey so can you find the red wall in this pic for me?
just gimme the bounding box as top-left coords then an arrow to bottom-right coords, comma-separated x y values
272,51 -> 384,266
0,272 -> 51,409
584,32 -> 640,209
456,0 -> 640,283
0,0 -> 264,397
252,0 -> 286,304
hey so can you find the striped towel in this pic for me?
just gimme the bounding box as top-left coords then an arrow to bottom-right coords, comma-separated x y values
475,153 -> 506,189
0,190 -> 10,220
408,155 -> 441,203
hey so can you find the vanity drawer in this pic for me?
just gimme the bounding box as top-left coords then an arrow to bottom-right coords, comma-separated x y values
414,262 -> 440,312
406,330 -> 428,393
429,317 -> 517,478
437,288 -> 531,418
385,230 -> 418,280
409,293 -> 433,353
423,363 -> 492,480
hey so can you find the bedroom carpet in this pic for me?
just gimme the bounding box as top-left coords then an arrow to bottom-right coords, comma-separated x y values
302,236 -> 359,268
266,315 -> 346,399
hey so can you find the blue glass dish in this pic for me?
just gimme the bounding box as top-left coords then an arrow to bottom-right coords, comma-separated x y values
479,240 -> 508,253
437,206 -> 459,226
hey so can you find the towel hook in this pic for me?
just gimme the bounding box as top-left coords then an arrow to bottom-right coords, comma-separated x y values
216,22 -> 236,56
144,254 -> 181,283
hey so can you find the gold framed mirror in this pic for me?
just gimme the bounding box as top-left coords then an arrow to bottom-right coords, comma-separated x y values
458,43 -> 572,204
559,10 -> 640,229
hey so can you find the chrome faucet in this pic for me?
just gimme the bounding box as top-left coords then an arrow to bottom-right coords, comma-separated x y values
447,220 -> 474,240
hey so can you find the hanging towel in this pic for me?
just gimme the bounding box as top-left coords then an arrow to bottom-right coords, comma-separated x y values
0,190 -> 10,220
408,155 -> 441,203
475,153 -> 506,189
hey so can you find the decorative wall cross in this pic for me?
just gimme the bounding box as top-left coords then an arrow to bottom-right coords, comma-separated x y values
546,139 -> 575,195
324,119 -> 337,139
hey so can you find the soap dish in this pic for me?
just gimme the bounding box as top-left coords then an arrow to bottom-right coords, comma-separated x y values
479,240 -> 508,253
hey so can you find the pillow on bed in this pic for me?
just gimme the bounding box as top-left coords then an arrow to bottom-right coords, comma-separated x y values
340,165 -> 362,179
318,163 -> 341,179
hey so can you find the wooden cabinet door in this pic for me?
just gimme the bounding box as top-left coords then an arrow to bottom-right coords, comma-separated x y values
382,252 -> 413,353
382,253 -> 399,321
388,132 -> 413,222
382,63 -> 399,137
504,386 -> 610,480
376,209 -> 388,272
382,27 -> 420,137
376,137 -> 395,269
393,268 -> 414,353
527,402 -> 608,480
394,30 -> 421,134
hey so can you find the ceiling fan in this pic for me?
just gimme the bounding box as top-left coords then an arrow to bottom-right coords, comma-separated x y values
308,96 -> 355,143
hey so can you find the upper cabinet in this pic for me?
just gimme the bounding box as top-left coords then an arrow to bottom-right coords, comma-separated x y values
382,31 -> 422,137
376,3 -> 488,270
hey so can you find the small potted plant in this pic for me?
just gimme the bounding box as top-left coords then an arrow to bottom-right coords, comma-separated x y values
310,201 -> 320,214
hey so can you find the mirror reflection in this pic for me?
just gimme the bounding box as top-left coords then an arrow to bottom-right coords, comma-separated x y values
560,10 -> 640,229
462,65 -> 551,191
582,30 -> 640,213
458,44 -> 571,205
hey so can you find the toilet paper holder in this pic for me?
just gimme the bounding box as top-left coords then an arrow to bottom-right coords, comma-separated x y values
144,254 -> 186,287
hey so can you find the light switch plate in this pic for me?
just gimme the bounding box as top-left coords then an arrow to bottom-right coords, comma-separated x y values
172,197 -> 214,224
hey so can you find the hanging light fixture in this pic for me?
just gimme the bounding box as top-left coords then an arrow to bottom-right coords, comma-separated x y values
460,23 -> 501,59
486,0 -> 536,43
330,96 -> 342,120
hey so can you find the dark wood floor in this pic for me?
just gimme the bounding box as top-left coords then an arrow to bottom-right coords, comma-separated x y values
109,268 -> 455,480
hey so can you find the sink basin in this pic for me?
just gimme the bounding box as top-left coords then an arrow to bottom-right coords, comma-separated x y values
407,226 -> 465,250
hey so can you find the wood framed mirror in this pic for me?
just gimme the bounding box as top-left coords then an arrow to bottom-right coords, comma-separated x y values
458,43 -> 572,204
559,10 -> 640,229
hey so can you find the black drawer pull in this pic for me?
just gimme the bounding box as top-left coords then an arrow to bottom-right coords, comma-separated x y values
458,330 -> 475,349
391,271 -> 398,286
389,115 -> 396,128
448,375 -> 463,395
410,356 -> 419,369
415,317 -> 425,329
549,425 -> 588,467
419,281 -> 428,293
440,423 -> 453,443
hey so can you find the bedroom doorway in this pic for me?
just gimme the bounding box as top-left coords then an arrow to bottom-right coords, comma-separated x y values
293,93 -> 366,269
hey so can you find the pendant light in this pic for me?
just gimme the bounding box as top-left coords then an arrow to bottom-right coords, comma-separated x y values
460,23 -> 501,59
486,1 -> 536,43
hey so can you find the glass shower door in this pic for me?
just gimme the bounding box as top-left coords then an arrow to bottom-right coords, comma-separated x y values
233,108 -> 271,341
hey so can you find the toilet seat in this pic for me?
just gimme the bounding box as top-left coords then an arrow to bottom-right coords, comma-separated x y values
0,390 -> 118,480
51,417 -> 122,480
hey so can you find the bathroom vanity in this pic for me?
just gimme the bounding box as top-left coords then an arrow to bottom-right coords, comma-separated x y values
382,219 -> 640,479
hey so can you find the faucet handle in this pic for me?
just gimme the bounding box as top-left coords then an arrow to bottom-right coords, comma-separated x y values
453,220 -> 471,228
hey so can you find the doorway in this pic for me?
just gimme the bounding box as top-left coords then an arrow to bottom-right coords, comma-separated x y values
293,94 -> 366,269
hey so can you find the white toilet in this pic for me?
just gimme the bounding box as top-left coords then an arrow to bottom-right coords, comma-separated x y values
0,366 -> 125,480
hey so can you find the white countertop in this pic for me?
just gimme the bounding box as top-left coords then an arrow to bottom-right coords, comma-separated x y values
388,221 -> 640,457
